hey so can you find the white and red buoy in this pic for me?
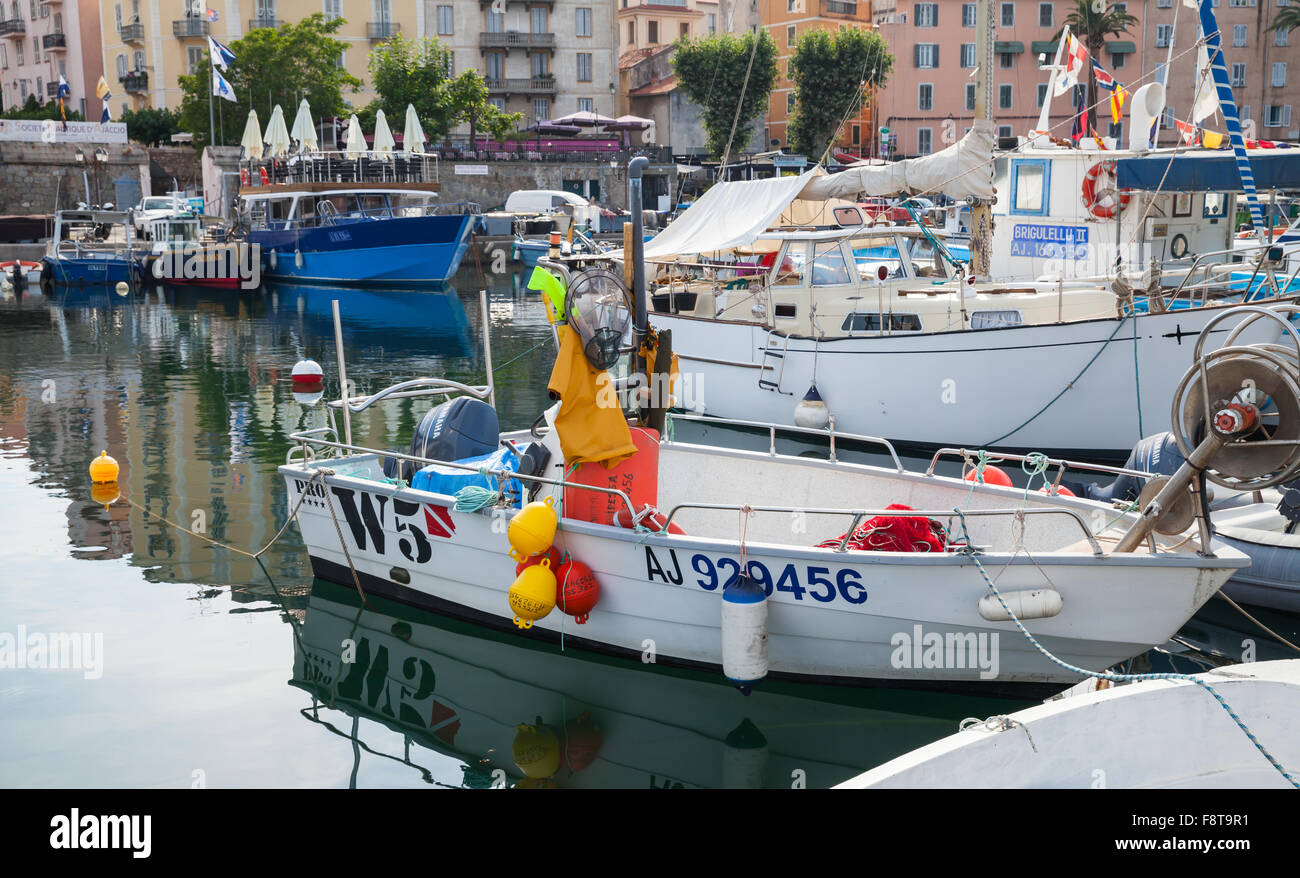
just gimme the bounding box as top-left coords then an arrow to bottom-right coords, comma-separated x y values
292,358 -> 324,386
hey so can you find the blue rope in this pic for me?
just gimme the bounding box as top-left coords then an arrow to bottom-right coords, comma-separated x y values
950,508 -> 1298,788
1019,452 -> 1050,500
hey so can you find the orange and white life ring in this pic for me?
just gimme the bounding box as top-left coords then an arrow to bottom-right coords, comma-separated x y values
1081,161 -> 1130,220
240,168 -> 250,186
258,166 -> 269,185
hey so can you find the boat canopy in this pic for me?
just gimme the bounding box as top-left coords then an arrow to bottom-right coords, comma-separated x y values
1115,149 -> 1300,193
635,120 -> 994,261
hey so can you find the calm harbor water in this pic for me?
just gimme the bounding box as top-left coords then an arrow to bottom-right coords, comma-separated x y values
1,267 -> 1297,789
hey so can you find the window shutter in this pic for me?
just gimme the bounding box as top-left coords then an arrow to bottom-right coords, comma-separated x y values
932,45 -> 939,67
914,44 -> 921,67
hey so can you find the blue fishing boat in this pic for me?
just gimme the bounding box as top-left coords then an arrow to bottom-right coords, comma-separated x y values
39,209 -> 142,290
239,183 -> 474,286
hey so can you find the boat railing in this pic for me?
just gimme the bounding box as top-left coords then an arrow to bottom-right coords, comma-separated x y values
925,447 -> 1158,490
286,428 -> 644,526
665,410 -> 904,471
325,377 -> 492,415
656,502 -> 1105,556
256,200 -> 475,231
1163,240 -> 1300,307
245,151 -> 439,185
53,238 -> 137,258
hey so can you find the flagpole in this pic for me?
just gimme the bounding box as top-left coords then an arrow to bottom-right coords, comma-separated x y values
209,61 -> 215,149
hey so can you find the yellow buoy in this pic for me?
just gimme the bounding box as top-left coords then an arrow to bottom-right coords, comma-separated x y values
90,481 -> 119,507
507,495 -> 558,561
512,720 -> 560,779
508,557 -> 556,628
89,450 -> 119,483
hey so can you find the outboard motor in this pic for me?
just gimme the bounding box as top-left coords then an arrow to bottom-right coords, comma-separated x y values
383,396 -> 500,482
1063,432 -> 1186,503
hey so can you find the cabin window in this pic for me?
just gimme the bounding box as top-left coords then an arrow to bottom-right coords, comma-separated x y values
841,312 -> 923,333
773,244 -> 807,286
773,303 -> 798,319
1010,158 -> 1050,216
810,242 -> 852,285
908,238 -> 949,278
970,310 -> 1024,329
851,242 -> 907,280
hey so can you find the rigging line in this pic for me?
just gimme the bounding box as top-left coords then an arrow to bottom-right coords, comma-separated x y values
720,26 -> 764,170
1213,591 -> 1300,657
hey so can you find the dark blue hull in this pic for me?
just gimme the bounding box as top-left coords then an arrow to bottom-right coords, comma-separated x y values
41,254 -> 139,286
249,213 -> 474,286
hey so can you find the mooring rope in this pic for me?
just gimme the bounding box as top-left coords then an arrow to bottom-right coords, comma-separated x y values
951,508 -> 1298,787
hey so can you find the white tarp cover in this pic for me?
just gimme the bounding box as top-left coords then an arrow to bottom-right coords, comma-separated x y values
799,119 -> 995,202
639,170 -> 817,260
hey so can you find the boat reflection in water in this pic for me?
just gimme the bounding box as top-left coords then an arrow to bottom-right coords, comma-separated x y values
259,283 -> 474,358
290,578 -> 1028,789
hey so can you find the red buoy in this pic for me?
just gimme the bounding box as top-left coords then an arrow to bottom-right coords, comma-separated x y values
962,464 -> 1013,487
554,558 -> 600,624
292,358 -> 324,386
515,545 -> 563,576
560,711 -> 603,774
1039,484 -> 1077,497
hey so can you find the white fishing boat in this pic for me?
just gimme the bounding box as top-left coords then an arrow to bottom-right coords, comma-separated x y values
278,197 -> 1300,695
835,660 -> 1300,789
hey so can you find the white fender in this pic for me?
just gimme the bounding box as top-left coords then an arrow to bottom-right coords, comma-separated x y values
978,588 -> 1064,622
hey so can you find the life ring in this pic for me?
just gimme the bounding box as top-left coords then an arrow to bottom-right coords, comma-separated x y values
1170,233 -> 1189,259
240,168 -> 250,186
1081,161 -> 1131,220
258,166 -> 269,185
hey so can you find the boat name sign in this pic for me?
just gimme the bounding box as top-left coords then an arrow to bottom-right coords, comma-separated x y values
1010,223 -> 1089,260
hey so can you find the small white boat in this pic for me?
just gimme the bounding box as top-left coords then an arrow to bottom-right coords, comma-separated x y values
1211,489 -> 1300,612
278,260 -> 1299,695
836,660 -> 1300,789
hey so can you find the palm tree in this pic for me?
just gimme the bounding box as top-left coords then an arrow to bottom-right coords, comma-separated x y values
1052,1 -> 1139,132
1267,6 -> 1300,33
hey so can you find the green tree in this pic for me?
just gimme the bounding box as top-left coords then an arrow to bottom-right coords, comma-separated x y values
788,28 -> 892,160
177,14 -> 360,148
368,34 -> 458,141
1,94 -> 85,121
672,30 -> 778,160
120,106 -> 181,146
448,71 -> 522,148
1268,6 -> 1300,32
1053,1 -> 1138,119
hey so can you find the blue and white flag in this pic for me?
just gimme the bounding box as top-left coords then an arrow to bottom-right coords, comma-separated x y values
56,74 -> 71,100
208,35 -> 236,71
212,67 -> 237,102
101,99 -> 112,124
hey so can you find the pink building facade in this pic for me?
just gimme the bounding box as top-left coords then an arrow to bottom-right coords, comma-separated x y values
0,0 -> 103,121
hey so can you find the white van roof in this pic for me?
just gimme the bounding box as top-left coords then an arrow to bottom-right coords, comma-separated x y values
505,189 -> 589,207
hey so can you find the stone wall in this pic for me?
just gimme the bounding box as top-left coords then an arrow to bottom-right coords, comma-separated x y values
201,146 -> 678,218
0,142 -> 152,214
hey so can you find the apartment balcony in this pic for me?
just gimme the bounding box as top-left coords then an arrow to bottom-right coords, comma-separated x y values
173,18 -> 210,37
248,17 -> 281,30
479,0 -> 554,7
366,21 -> 401,39
822,0 -> 858,16
0,19 -> 25,38
486,76 -> 556,95
119,21 -> 144,42
120,70 -> 148,93
41,31 -> 66,51
480,31 -> 555,51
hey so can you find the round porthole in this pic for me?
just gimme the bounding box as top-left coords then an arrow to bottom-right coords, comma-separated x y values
1170,233 -> 1189,260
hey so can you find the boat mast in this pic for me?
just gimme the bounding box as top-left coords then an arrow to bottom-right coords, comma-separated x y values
969,0 -> 995,279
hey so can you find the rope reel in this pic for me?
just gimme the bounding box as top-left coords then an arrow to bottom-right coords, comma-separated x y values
1117,304 -> 1300,552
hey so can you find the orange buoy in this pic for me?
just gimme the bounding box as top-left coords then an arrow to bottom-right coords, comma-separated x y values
554,557 -> 600,624
89,450 -> 120,483
1039,484 -> 1077,497
516,545 -> 563,576
962,464 -> 1013,487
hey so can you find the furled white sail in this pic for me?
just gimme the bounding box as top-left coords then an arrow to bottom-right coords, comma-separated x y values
799,119 -> 995,202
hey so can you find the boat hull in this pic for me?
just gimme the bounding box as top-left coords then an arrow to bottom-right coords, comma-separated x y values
250,213 -> 473,286
281,458 -> 1241,693
655,300 -> 1300,461
40,254 -> 137,286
